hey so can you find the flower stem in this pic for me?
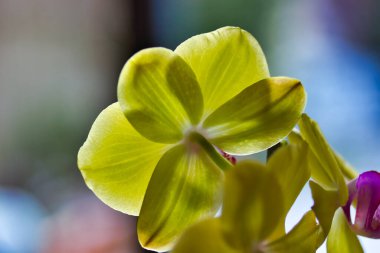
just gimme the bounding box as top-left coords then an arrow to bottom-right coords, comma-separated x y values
188,132 -> 233,171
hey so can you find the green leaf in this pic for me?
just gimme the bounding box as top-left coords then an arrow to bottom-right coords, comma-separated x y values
221,161 -> 284,250
264,211 -> 324,253
204,77 -> 306,155
137,144 -> 224,252
327,208 -> 364,253
267,141 -> 311,237
118,47 -> 203,143
309,180 -> 341,235
171,218 -> 240,253
175,26 -> 269,115
78,103 -> 168,215
299,114 -> 348,205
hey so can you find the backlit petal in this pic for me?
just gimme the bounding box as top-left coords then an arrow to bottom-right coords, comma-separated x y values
78,103 -> 168,215
299,114 -> 348,204
171,218 -> 240,253
264,211 -> 323,253
118,47 -> 203,143
221,161 -> 284,250
175,26 -> 269,115
137,144 -> 223,252
327,208 -> 364,253
267,141 -> 311,236
204,77 -> 306,155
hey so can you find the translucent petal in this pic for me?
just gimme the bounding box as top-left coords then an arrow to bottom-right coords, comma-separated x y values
309,180 -> 341,235
137,144 -> 223,252
78,103 -> 168,215
267,142 -> 311,236
221,161 -> 284,250
327,208 -> 364,253
299,114 -> 348,204
118,47 -> 203,143
204,77 -> 306,155
264,211 -> 324,253
175,26 -> 269,115
171,218 -> 240,253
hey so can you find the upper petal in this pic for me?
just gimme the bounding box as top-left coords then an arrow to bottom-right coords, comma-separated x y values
175,26 -> 269,115
221,161 -> 284,250
203,77 -> 306,155
118,47 -> 204,143
137,143 -> 224,252
78,103 -> 168,215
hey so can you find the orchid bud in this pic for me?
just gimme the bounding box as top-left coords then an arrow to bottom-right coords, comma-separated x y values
343,171 -> 380,238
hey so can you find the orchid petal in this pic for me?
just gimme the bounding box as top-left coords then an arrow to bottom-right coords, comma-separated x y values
118,47 -> 203,143
204,77 -> 306,155
175,26 -> 269,115
267,141 -> 311,236
78,103 -> 168,215
309,180 -> 341,235
171,218 -> 240,253
327,208 -> 364,253
221,161 -> 284,250
299,114 -> 348,204
353,171 -> 380,238
137,144 -> 223,252
264,211 -> 323,253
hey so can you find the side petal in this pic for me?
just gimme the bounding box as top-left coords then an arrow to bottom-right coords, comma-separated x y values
175,26 -> 269,115
171,218 -> 240,253
137,144 -> 224,252
267,141 -> 311,236
203,77 -> 306,155
299,114 -> 348,204
221,161 -> 284,250
78,103 -> 168,216
263,211 -> 324,253
327,208 -> 364,253
118,47 -> 203,143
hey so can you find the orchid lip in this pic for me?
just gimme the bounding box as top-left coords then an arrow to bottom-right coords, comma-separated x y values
343,170 -> 380,238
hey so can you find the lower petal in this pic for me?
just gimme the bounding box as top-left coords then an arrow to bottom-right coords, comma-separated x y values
171,218 -> 240,253
137,143 -> 224,252
264,211 -> 323,253
327,208 -> 364,253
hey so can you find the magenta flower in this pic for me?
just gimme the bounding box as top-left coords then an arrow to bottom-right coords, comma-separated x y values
343,171 -> 380,239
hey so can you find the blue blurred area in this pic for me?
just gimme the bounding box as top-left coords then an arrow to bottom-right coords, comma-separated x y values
0,188 -> 45,253
0,0 -> 379,252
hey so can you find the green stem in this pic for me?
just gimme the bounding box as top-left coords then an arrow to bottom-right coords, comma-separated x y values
188,132 -> 233,171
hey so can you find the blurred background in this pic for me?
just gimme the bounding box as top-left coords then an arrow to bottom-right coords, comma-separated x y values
0,0 -> 379,252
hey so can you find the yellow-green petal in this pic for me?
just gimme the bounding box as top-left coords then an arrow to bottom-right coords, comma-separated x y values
264,211 -> 324,253
309,180 -> 341,235
171,218 -> 240,253
204,77 -> 306,155
118,47 -> 203,143
221,161 -> 284,250
327,208 -> 364,253
299,114 -> 348,204
267,141 -> 311,236
175,26 -> 269,115
78,103 -> 168,215
137,144 -> 224,252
